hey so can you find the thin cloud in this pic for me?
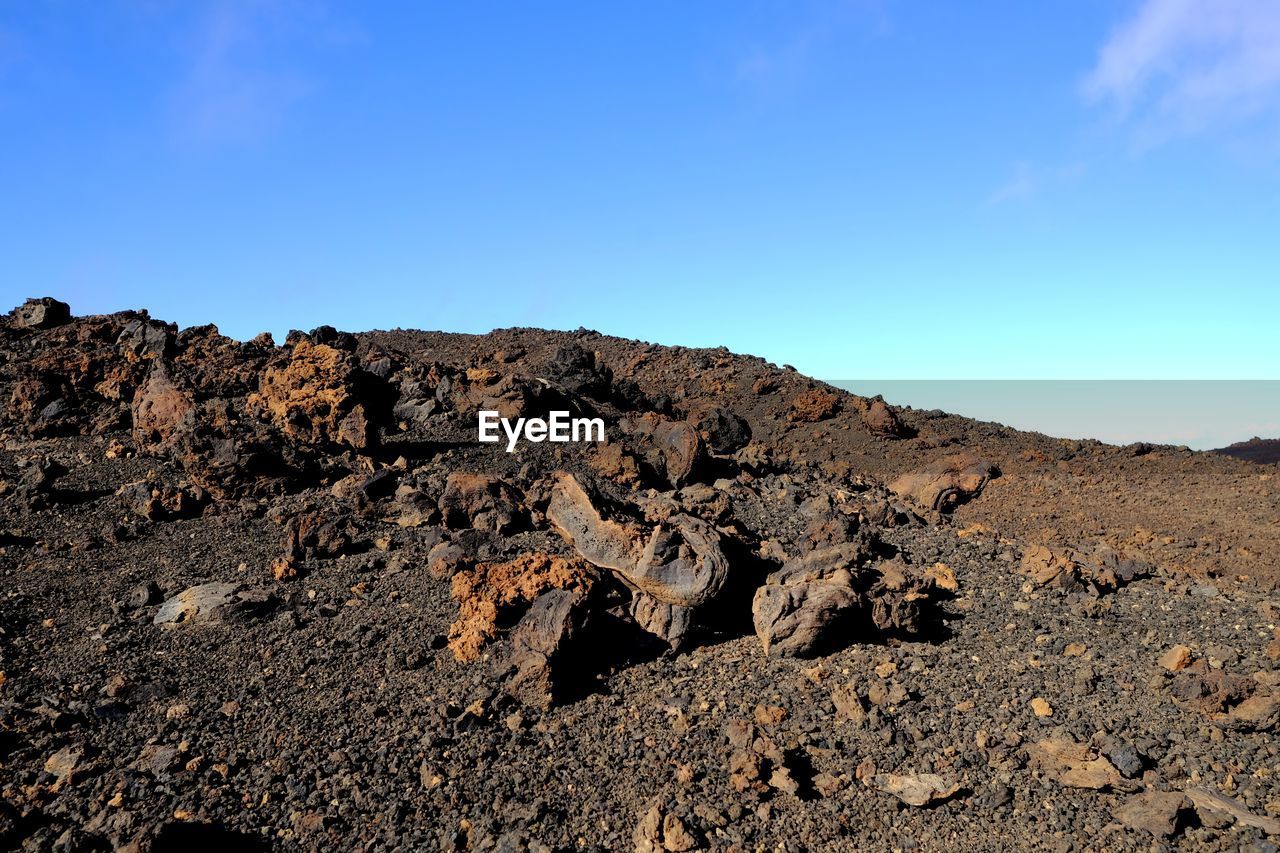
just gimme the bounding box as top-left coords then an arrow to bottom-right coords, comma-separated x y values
986,160 -> 1087,206
734,0 -> 892,91
988,162 -> 1036,205
168,0 -> 342,149
1083,0 -> 1280,145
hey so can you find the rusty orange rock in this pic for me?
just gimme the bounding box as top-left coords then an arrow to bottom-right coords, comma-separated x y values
131,367 -> 194,453
448,553 -> 596,662
248,340 -> 375,451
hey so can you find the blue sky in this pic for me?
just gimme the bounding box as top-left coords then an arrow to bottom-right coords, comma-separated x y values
2,1 -> 1278,379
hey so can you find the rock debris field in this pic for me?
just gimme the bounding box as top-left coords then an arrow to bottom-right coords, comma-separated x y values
3,297 -> 1280,851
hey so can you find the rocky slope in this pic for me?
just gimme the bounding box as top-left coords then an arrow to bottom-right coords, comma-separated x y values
2,297 -> 1280,851
1215,437 -> 1280,466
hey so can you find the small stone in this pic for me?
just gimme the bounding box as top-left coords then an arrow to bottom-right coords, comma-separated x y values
1159,645 -> 1194,672
1030,697 -> 1053,717
870,772 -> 961,807
1063,642 -> 1087,657
1114,790 -> 1189,837
753,704 -> 787,726
126,581 -> 162,609
43,745 -> 87,791
813,771 -> 847,797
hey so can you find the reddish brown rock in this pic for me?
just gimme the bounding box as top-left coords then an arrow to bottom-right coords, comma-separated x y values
131,367 -> 194,454
620,413 -> 705,487
439,472 -> 526,534
787,388 -> 841,423
860,398 -> 906,438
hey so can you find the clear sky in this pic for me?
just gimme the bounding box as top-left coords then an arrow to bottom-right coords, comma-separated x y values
2,1 -> 1279,379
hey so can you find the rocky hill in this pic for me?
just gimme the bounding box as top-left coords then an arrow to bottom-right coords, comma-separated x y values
2,297 -> 1280,850
1215,437 -> 1280,466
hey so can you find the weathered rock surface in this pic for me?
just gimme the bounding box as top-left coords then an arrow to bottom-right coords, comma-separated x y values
12,297 -> 72,329
247,339 -> 382,452
888,452 -> 997,512
152,583 -> 275,625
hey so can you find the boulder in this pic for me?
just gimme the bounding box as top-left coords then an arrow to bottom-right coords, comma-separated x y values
448,553 -> 596,663
153,583 -> 275,626
131,367 -> 194,454
752,545 -> 863,657
547,473 -> 729,609
11,297 -> 71,329
506,587 -> 592,709
688,405 -> 752,455
247,340 -> 381,452
888,453 -> 997,512
439,472 -> 525,534
787,388 -> 841,423
619,414 -> 705,487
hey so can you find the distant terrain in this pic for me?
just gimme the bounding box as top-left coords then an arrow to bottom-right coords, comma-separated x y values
1214,436 -> 1280,465
3,297 -> 1280,850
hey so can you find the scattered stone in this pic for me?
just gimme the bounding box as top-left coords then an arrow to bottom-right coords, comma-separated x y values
1113,790 -> 1189,837
1025,738 -> 1123,790
869,773 -> 961,807
440,472 -> 526,534
117,480 -> 207,521
125,581 -> 162,609
1185,786 -> 1280,835
43,745 -> 90,791
634,803 -> 702,853
1159,644 -> 1194,672
153,583 -> 276,626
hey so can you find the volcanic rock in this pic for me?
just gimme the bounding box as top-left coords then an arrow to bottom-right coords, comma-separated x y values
1113,791 -> 1189,837
152,583 -> 276,625
752,544 -> 862,657
247,340 -> 382,452
547,473 -> 729,612
440,472 -> 526,534
448,552 -> 596,663
888,452 -> 997,512
12,297 -> 71,329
